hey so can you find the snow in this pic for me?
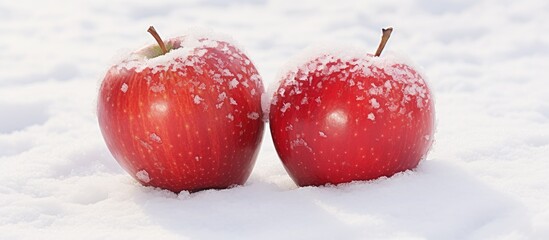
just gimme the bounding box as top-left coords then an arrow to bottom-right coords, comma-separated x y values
192,95 -> 203,104
280,102 -> 291,113
228,78 -> 240,89
247,112 -> 260,120
115,27 -> 242,74
150,83 -> 166,93
150,133 -> 162,143
1,0 -> 549,239
369,98 -> 380,109
120,83 -> 129,93
136,170 -> 151,183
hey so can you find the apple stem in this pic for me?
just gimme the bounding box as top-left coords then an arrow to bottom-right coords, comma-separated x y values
147,26 -> 168,55
374,27 -> 393,57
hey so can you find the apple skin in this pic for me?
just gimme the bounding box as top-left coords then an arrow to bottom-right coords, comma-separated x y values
98,36 -> 264,192
269,53 -> 434,187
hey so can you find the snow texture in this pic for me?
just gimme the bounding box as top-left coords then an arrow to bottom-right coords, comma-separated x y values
1,0 -> 549,239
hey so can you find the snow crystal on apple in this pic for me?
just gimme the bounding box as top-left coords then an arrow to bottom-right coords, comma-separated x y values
217,92 -> 227,102
120,83 -> 129,93
136,170 -> 150,183
222,69 -> 233,77
384,80 -> 392,90
198,83 -> 206,90
269,43 -> 433,120
227,113 -> 234,121
150,83 -> 165,93
368,113 -> 375,121
195,49 -> 208,57
213,74 -> 223,84
319,131 -> 327,138
250,74 -> 262,85
369,84 -> 384,95
281,102 -> 291,113
193,95 -> 204,104
290,137 -> 313,152
113,28 -> 247,77
149,133 -> 162,143
369,98 -> 380,109
278,88 -> 286,97
229,98 -> 237,105
247,112 -> 260,120
285,124 -> 294,131
228,78 -> 239,89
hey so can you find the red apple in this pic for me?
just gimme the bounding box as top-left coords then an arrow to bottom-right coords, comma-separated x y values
269,28 -> 435,186
97,27 -> 264,192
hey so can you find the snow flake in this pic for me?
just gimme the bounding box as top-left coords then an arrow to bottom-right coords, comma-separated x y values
229,78 -> 239,89
150,83 -> 165,93
217,92 -> 227,102
230,98 -> 237,105
136,170 -> 150,183
368,113 -> 375,121
121,83 -> 128,93
149,133 -> 162,143
281,102 -> 291,113
198,83 -> 206,90
193,95 -> 204,104
222,69 -> 233,77
369,98 -> 380,109
247,112 -> 260,120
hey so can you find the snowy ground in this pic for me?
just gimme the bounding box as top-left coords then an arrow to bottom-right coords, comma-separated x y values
1,0 -> 549,239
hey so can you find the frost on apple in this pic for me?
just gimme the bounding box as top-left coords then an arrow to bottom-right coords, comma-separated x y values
228,78 -> 239,89
281,102 -> 291,113
150,83 -> 165,93
121,83 -> 129,93
247,112 -> 260,120
229,98 -> 237,105
368,113 -> 375,121
136,170 -> 151,183
290,137 -> 313,152
269,44 -> 432,121
369,98 -> 380,109
149,133 -> 162,143
193,95 -> 204,104
113,28 -> 246,76
217,92 -> 227,102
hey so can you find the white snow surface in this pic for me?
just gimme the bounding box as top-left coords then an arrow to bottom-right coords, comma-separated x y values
1,0 -> 549,239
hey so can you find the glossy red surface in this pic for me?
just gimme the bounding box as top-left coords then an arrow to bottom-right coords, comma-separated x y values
270,57 -> 434,186
98,40 -> 264,192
